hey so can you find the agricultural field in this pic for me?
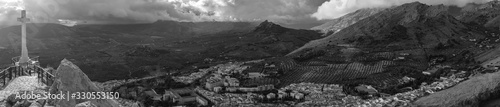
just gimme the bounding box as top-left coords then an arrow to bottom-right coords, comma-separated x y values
392,60 -> 429,70
476,44 -> 500,68
299,61 -> 328,66
278,60 -> 394,87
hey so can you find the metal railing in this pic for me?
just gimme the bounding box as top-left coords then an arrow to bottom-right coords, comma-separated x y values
35,66 -> 55,86
1,56 -> 54,87
11,56 -> 39,65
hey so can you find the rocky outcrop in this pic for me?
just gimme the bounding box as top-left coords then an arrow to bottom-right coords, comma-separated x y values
458,0 -> 500,26
213,20 -> 322,60
47,59 -> 120,107
75,101 -> 97,107
311,8 -> 385,34
253,20 -> 290,34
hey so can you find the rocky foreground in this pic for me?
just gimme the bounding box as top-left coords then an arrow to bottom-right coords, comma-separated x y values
3,59 -> 497,107
47,59 -> 121,107
0,59 -> 124,107
0,76 -> 47,106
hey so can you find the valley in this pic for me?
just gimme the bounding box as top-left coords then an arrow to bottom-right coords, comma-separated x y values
3,1 -> 500,106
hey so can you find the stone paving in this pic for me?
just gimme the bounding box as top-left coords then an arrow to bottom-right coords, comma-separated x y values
0,75 -> 47,102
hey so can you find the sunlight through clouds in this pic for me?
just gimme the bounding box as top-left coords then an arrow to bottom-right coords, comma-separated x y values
312,0 -> 494,20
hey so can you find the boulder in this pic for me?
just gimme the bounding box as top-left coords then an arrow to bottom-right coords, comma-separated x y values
75,101 -> 97,107
6,94 -> 21,106
29,101 -> 42,107
12,100 -> 31,107
5,93 -> 33,107
47,59 -> 120,107
355,85 -> 379,95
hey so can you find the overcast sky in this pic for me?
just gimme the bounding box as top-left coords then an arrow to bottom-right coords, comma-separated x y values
0,0 -> 494,28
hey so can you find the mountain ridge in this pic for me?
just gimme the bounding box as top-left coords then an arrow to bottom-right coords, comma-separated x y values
289,1 -> 489,56
311,8 -> 386,34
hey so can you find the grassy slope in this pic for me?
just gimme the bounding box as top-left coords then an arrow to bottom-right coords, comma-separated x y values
414,71 -> 500,106
476,44 -> 500,68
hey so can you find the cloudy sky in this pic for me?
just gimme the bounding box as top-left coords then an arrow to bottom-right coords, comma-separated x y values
0,0 -> 494,28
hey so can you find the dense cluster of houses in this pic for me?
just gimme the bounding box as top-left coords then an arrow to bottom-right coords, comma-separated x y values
162,88 -> 209,106
260,90 -> 305,100
205,74 -> 276,93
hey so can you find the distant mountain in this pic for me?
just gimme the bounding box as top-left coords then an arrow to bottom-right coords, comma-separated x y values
204,20 -> 323,59
458,1 -> 500,29
74,20 -> 259,38
253,20 -> 290,34
281,2 -> 498,92
290,2 -> 491,57
310,8 -> 386,34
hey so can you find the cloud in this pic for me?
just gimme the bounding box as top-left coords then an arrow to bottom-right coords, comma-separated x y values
167,0 -> 328,24
0,0 -> 328,28
1,0 -> 496,28
0,0 -> 23,28
312,0 -> 494,20
24,0 -> 202,23
0,7 -> 20,28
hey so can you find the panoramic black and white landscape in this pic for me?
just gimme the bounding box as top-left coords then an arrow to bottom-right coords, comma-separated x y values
1,0 -> 500,106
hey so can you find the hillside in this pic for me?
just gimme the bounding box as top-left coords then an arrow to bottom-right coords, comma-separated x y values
195,20 -> 323,60
74,20 -> 259,38
458,0 -> 500,29
290,2 -> 491,58
311,8 -> 385,34
278,2 -> 499,93
414,71 -> 500,106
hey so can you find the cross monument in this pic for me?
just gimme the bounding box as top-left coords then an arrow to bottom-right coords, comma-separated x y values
17,10 -> 30,66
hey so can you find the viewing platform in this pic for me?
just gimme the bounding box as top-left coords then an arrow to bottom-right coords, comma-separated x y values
0,56 -> 54,88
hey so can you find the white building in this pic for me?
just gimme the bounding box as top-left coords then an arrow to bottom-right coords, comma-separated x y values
267,93 -> 276,99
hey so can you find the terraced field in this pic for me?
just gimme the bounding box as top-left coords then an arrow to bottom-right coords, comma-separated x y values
278,60 -> 394,86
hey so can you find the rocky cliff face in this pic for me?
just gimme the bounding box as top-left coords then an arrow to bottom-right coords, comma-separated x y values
48,59 -> 120,107
310,8 -> 385,34
458,0 -> 500,27
253,20 -> 290,34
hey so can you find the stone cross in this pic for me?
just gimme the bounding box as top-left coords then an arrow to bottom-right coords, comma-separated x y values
17,10 -> 30,64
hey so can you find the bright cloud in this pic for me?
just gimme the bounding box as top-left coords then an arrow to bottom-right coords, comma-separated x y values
312,0 -> 494,20
0,0 -> 496,28
0,0 -> 328,28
